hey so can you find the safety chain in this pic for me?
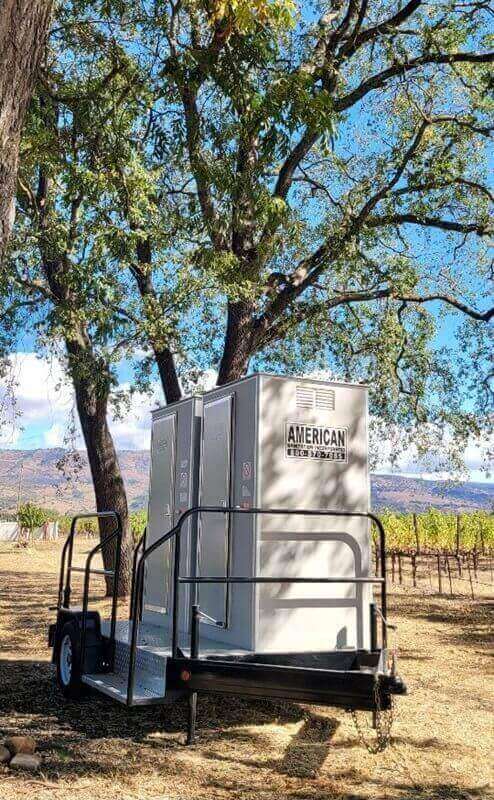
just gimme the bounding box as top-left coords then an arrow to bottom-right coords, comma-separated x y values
350,677 -> 394,754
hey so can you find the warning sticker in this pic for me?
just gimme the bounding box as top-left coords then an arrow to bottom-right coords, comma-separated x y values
242,461 -> 252,480
285,422 -> 348,462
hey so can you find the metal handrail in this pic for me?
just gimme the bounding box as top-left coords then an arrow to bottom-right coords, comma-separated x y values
58,511 -> 122,610
126,506 -> 387,706
56,511 -> 122,675
80,522 -> 123,673
179,576 -> 384,584
129,528 -> 146,624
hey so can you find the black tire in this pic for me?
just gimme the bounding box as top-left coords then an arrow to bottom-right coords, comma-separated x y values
56,621 -> 85,699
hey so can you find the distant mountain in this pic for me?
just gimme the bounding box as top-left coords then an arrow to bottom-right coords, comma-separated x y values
0,448 -> 149,515
372,473 -> 493,512
0,448 -> 491,515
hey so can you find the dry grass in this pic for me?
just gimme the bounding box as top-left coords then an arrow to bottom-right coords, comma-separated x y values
0,539 -> 493,800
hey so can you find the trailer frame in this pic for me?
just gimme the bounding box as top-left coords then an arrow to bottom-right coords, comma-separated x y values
51,506 -> 406,743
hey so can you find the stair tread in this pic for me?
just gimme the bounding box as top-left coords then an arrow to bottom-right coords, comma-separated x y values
82,670 -> 166,705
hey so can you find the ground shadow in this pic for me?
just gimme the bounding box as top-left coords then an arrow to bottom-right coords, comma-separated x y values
200,713 -> 340,778
0,657 -> 313,781
389,594 -> 494,649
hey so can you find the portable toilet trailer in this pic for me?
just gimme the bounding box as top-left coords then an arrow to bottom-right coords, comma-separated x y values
196,373 -> 371,652
49,372 -> 405,742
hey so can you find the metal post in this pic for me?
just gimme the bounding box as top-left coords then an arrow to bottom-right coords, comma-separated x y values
80,554 -> 93,674
187,604 -> 200,745
108,515 -> 122,670
171,528 -> 182,659
62,517 -> 77,608
187,693 -> 198,746
129,530 -> 146,622
127,559 -> 144,706
372,515 -> 387,649
190,604 -> 200,659
370,602 -> 378,651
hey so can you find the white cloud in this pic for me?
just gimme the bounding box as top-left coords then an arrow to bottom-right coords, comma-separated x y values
0,352 -> 163,452
109,382 -> 163,450
43,423 -> 69,448
1,354 -> 492,483
0,352 -> 73,447
373,427 -> 494,483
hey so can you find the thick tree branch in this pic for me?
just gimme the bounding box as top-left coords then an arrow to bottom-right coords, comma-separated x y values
367,213 -> 491,235
179,81 -> 226,249
273,128 -> 319,200
391,178 -> 494,204
395,294 -> 494,321
256,284 -> 493,350
335,51 -> 494,111
131,236 -> 182,403
355,119 -> 429,223
337,0 -> 423,60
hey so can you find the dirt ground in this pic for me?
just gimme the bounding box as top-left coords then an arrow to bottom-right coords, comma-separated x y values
0,539 -> 492,800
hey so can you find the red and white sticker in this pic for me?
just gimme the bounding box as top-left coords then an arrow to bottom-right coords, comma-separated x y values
242,461 -> 252,479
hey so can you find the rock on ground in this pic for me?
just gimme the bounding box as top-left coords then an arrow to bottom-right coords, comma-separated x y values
4,735 -> 36,755
0,745 -> 10,764
9,753 -> 42,771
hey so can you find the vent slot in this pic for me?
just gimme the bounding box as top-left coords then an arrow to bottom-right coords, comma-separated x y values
296,387 -> 314,409
315,389 -> 335,411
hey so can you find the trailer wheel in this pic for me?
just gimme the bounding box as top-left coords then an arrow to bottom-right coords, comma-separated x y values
56,622 -> 84,699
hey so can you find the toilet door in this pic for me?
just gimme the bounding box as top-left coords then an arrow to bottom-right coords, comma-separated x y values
198,395 -> 234,627
144,412 -> 176,617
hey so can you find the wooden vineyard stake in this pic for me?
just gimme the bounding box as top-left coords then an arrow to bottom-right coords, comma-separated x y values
437,554 -> 442,595
445,555 -> 453,596
467,555 -> 475,600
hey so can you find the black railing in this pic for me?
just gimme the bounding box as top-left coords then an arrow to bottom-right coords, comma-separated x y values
57,511 -> 123,673
126,507 -> 388,706
129,528 -> 146,624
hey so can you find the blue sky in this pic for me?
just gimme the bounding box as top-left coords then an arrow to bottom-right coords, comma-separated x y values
1,339 -> 492,484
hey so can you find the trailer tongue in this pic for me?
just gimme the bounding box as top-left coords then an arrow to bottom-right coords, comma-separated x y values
48,375 -> 406,747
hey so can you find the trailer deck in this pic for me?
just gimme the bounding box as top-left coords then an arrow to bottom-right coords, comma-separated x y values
49,506 -> 406,746
80,620 -> 400,709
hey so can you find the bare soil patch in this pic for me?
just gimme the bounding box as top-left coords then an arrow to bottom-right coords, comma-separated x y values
0,540 -> 492,800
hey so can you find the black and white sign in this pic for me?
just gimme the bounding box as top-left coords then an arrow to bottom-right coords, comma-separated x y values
285,422 -> 348,462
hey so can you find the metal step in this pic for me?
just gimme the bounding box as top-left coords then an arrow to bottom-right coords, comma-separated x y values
82,635 -> 169,705
82,620 -> 255,706
82,669 -> 167,705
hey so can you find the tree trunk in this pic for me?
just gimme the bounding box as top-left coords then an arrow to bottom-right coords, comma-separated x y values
0,0 -> 52,261
217,301 -> 255,385
34,156 -> 133,598
154,348 -> 182,404
67,341 -> 133,597
133,238 -> 182,403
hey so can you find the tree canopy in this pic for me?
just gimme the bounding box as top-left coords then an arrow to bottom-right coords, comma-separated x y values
5,0 -> 494,474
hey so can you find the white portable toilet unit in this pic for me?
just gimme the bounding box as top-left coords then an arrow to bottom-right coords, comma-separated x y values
196,373 -> 371,653
143,396 -> 202,632
50,371 -> 407,730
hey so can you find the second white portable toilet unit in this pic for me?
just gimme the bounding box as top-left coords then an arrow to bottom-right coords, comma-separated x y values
143,396 -> 202,632
196,373 -> 371,653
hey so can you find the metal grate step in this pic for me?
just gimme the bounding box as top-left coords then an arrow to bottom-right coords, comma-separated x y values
82,670 -> 166,705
